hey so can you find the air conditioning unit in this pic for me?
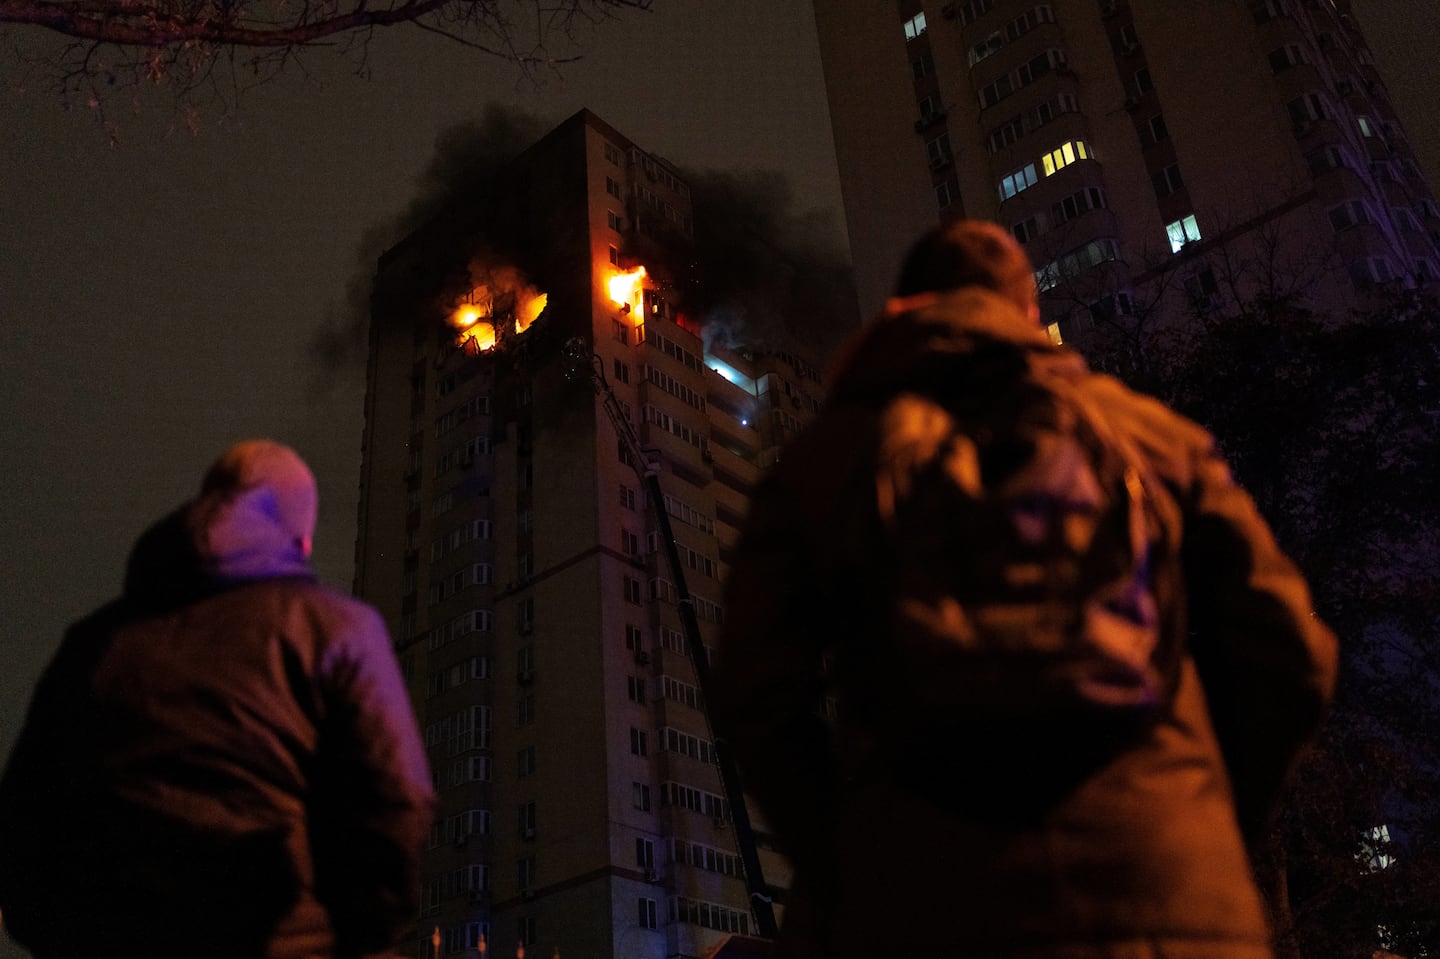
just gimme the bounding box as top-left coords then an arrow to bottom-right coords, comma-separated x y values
644,868 -> 660,883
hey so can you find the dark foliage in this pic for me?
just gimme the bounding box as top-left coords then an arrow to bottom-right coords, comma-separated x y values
1093,292 -> 1440,959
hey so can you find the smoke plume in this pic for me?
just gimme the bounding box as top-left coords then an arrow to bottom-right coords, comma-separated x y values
308,104 -> 550,379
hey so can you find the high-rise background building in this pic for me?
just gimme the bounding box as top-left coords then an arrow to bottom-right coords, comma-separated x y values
354,110 -> 821,959
813,0 -> 1440,337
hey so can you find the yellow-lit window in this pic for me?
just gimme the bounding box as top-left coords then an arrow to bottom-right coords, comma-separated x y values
1042,140 -> 1090,176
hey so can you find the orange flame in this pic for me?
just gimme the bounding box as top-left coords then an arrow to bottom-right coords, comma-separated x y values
607,266 -> 647,318
515,292 -> 548,334
450,302 -> 497,353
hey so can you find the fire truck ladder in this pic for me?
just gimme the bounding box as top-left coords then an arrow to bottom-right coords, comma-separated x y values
563,337 -> 779,940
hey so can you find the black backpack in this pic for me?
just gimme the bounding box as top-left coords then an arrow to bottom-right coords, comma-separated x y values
863,348 -> 1178,736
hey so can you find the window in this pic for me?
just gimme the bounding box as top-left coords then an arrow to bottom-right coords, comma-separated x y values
612,318 -> 630,345
519,801 -> 536,839
1166,214 -> 1202,252
917,93 -> 943,123
998,162 -> 1038,201
926,133 -> 953,166
627,675 -> 646,704
1152,163 -> 1184,198
450,755 -> 491,785
517,693 -> 535,726
1268,43 -> 1306,73
1287,93 -> 1326,130
630,727 -> 648,757
608,244 -> 621,266
619,484 -> 637,511
612,358 -> 630,385
632,781 -> 652,811
1251,0 -> 1286,23
1357,115 -> 1376,138
1012,217 -> 1041,245
1128,68 -> 1154,99
1328,199 -> 1372,232
935,176 -> 961,211
1117,22 -> 1140,53
959,0 -> 993,26
607,210 -> 623,232
518,915 -> 536,946
517,746 -> 536,779
620,528 -> 640,557
911,53 -> 933,79
1349,256 -> 1395,289
636,837 -> 655,869
1144,113 -> 1169,145
1041,139 -> 1090,176
1034,239 -> 1122,292
605,176 -> 622,199
969,32 -> 1004,66
639,897 -> 658,930
902,11 -> 927,40
1185,269 -> 1219,308
604,142 -> 622,164
625,623 -> 645,651
623,576 -> 642,605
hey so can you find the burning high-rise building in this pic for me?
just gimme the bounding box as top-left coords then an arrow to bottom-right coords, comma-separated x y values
354,110 -> 825,959
813,0 -> 1440,334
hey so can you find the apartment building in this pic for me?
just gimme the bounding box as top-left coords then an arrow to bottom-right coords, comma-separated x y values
354,110 -> 820,959
814,0 -> 1440,336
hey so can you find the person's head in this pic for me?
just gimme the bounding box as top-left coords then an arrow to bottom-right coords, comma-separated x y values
894,220 -> 1040,324
200,440 -> 318,557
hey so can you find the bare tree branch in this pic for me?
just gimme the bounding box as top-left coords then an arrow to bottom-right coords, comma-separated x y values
2,0 -> 653,116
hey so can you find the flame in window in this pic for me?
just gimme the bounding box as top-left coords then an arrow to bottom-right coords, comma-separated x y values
608,266 -> 647,318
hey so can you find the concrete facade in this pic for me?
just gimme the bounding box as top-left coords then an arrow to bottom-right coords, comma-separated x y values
355,110 -> 817,959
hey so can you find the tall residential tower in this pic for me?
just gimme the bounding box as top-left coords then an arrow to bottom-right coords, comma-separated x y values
814,0 -> 1440,334
354,110 -> 820,959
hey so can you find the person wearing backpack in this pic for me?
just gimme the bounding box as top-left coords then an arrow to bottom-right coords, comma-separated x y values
711,221 -> 1338,959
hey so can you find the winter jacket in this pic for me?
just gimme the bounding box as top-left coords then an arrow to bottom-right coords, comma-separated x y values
0,486 -> 434,959
711,288 -> 1338,959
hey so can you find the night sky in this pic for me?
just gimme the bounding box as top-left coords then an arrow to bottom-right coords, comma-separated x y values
0,4 -> 1436,949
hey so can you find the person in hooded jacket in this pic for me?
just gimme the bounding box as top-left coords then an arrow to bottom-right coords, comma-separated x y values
0,440 -> 433,959
710,222 -> 1338,959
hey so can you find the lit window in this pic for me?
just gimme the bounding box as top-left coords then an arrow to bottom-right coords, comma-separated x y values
1041,139 -> 1090,176
1166,214 -> 1202,252
1045,322 -> 1064,345
1357,115 -> 1376,138
998,162 -> 1038,201
903,11 -> 927,40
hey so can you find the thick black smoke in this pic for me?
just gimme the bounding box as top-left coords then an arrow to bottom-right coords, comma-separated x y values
309,107 -> 859,383
308,104 -> 550,378
682,169 -> 859,362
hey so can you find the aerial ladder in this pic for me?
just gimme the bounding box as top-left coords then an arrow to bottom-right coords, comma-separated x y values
563,336 -> 780,941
